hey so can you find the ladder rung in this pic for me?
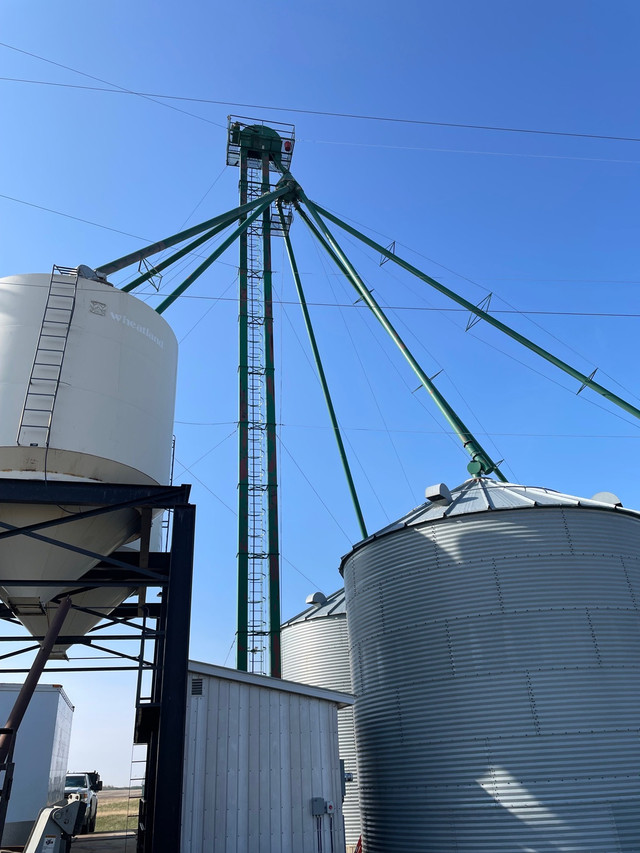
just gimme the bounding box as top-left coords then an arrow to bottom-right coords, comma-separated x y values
16,265 -> 78,447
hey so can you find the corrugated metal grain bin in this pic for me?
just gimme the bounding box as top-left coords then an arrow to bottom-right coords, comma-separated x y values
282,590 -> 361,848
182,660 -> 353,853
341,477 -> 640,852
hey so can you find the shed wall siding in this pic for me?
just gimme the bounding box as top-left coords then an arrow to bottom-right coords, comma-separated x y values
182,671 -> 346,853
282,616 -> 361,845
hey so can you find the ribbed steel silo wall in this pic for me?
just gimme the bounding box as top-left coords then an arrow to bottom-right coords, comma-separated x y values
343,506 -> 640,852
282,616 -> 362,846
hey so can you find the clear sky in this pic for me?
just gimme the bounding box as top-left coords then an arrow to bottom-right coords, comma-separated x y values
1,1 -> 639,784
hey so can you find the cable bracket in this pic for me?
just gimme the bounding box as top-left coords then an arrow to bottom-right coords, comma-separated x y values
577,368 -> 598,395
466,293 -> 492,331
379,240 -> 396,266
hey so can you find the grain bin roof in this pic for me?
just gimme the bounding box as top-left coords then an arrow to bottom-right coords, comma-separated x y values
340,477 -> 640,573
282,588 -> 346,627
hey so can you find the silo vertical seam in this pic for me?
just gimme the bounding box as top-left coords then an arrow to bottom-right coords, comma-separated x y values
378,581 -> 386,633
621,557 -> 638,611
586,607 -> 603,666
444,619 -> 457,676
561,508 -> 575,554
492,559 -> 505,613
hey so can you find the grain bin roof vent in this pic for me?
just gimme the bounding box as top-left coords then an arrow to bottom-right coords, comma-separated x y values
425,483 -> 452,505
283,589 -> 346,627
306,592 -> 327,607
591,491 -> 622,506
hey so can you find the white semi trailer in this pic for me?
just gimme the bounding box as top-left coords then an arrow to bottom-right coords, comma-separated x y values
0,683 -> 73,847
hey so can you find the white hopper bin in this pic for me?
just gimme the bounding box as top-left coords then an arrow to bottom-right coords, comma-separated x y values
0,271 -> 178,647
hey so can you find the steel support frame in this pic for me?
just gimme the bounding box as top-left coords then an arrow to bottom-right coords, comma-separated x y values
0,479 -> 195,853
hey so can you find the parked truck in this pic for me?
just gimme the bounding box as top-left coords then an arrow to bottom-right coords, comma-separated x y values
0,683 -> 74,847
64,770 -> 102,833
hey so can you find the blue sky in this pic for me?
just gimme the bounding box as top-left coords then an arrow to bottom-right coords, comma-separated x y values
1,1 -> 640,784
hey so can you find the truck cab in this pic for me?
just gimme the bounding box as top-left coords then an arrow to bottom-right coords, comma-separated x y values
64,771 -> 101,833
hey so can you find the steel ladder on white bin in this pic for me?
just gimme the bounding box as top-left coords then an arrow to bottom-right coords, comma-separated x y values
17,265 -> 79,448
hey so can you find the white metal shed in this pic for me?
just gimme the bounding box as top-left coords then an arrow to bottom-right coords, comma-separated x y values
182,660 -> 353,853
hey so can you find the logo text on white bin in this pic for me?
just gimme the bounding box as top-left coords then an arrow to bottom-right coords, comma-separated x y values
110,313 -> 164,349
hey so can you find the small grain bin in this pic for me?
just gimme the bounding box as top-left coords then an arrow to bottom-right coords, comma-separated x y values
282,589 -> 361,848
341,477 -> 640,852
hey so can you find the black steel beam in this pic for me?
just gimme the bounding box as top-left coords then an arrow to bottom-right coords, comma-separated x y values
100,602 -> 163,621
94,552 -> 170,570
151,504 -> 195,853
0,666 -> 145,673
0,479 -> 196,853
0,634 -> 159,642
0,480 -> 190,506
0,578 -> 162,587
